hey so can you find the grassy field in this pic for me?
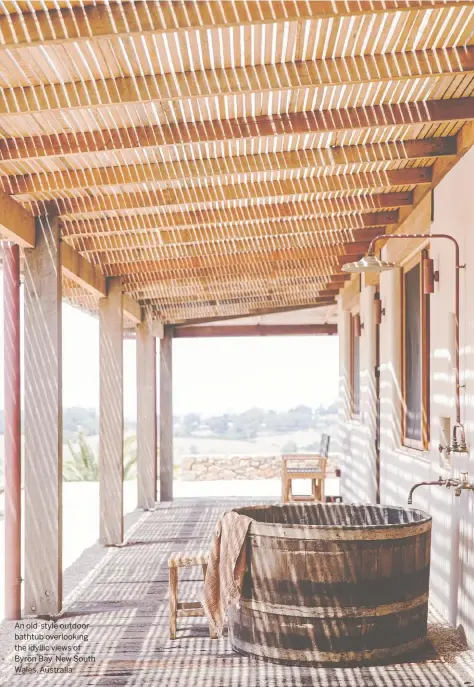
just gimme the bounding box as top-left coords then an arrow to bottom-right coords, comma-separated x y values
173,426 -> 335,460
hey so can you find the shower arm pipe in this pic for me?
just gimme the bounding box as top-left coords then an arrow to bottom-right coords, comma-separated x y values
367,233 -> 463,428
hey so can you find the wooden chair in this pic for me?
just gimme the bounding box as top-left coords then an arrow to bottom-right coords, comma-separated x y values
168,550 -> 216,640
281,433 -> 330,503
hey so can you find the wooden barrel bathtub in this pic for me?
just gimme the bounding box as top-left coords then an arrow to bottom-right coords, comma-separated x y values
228,504 -> 432,665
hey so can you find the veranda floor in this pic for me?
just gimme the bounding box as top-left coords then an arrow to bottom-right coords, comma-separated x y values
1,498 -> 474,686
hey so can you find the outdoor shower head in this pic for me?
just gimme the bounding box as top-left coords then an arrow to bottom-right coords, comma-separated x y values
341,253 -> 397,274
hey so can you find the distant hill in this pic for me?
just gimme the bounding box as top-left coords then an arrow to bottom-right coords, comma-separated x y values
0,403 -> 337,442
174,404 -> 338,441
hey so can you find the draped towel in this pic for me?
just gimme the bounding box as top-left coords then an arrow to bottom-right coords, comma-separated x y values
202,510 -> 253,637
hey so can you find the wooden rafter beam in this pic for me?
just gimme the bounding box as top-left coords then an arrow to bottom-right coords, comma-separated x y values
2,47 -> 473,118
3,98 -> 473,163
60,242 -> 142,322
126,269 -> 348,292
0,2 -> 467,51
146,277 -> 344,305
0,190 -> 35,247
74,225 -> 389,255
64,195 -> 411,238
173,324 -> 337,337
122,294 -> 143,324
166,300 -> 339,326
159,300 -> 339,324
161,297 -> 336,326
153,291 -> 341,314
83,238 -> 375,263
135,284 -> 346,306
102,248 -> 361,276
7,138 -> 456,196
61,242 -> 107,298
69,213 -> 399,248
120,260 -> 356,283
156,287 -> 340,305
35,171 -> 428,217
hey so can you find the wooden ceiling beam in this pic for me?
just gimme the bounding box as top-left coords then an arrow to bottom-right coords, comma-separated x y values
127,269 -> 348,291
156,296 -> 339,321
3,47 -> 473,118
60,242 -> 142,321
0,2 -> 466,51
0,190 -> 35,248
122,294 -> 143,324
68,212 -> 398,246
102,248 -> 360,276
64,195 -> 410,238
8,138 -> 456,196
167,301 -> 339,326
75,227 -> 383,255
3,98 -> 472,162
0,191 -> 141,320
153,288 -> 340,308
82,237 -> 375,263
159,300 -> 339,325
61,242 -> 107,298
172,324 -> 337,337
117,271 -> 348,288
133,284 -> 347,305
36,170 -> 428,217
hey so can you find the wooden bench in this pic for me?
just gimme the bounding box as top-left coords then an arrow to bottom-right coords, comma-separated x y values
168,550 -> 216,640
281,433 -> 330,503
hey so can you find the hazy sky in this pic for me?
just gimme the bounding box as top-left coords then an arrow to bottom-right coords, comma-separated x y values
0,281 -> 339,418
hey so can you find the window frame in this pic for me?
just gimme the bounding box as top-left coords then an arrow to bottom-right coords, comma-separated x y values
401,250 -> 430,451
350,309 -> 361,420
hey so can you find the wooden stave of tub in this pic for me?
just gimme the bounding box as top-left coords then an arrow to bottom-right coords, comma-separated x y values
229,504 -> 432,665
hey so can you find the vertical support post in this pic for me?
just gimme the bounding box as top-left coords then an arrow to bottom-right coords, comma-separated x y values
137,320 -> 157,509
4,242 -> 21,620
160,325 -> 173,501
99,277 -> 124,545
24,215 -> 62,616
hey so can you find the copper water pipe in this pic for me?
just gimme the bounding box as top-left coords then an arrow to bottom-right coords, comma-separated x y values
367,233 -> 466,448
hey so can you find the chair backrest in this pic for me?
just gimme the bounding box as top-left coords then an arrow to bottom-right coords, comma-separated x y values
320,433 -> 330,458
282,454 -> 327,474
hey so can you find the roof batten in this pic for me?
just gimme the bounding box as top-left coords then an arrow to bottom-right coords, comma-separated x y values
0,0 -> 472,323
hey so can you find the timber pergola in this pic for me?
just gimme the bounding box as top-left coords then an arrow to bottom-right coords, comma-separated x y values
1,0 -> 474,619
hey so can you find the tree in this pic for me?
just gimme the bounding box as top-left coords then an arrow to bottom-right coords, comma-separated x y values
207,415 -> 229,435
181,413 -> 201,436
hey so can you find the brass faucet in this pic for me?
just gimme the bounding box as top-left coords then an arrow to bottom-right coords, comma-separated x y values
408,473 -> 474,504
454,472 -> 474,497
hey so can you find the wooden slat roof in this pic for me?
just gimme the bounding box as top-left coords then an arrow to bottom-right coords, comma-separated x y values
0,0 -> 473,325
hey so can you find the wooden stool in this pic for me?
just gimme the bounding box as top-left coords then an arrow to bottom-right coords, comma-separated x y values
168,550 -> 216,640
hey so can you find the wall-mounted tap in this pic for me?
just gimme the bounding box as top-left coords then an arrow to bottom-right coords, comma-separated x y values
408,477 -> 446,504
454,472 -> 474,497
408,473 -> 474,504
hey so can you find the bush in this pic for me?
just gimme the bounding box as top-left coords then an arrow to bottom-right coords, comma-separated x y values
63,433 -> 138,481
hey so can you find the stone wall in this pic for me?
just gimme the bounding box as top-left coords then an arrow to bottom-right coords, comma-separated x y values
180,454 -> 337,481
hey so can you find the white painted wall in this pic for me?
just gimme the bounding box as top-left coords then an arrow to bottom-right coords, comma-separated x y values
337,283 -> 378,503
336,144 -> 474,646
